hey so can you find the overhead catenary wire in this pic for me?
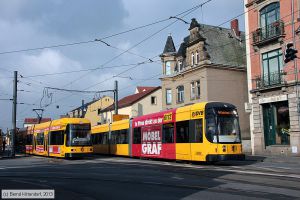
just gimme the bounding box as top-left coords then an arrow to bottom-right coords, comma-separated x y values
0,1 -> 212,56
12,0 -> 278,119
44,5 -> 208,107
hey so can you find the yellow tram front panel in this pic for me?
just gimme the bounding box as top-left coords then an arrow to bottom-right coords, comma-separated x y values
91,124 -> 110,154
64,146 -> 93,154
110,119 -> 130,156
48,118 -> 92,158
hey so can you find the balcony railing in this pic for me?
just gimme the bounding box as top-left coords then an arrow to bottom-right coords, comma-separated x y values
252,20 -> 285,46
253,70 -> 285,89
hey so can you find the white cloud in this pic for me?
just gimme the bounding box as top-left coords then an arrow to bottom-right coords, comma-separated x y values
20,49 -> 81,76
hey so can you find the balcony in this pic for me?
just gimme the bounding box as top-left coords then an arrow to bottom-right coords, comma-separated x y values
253,70 -> 286,90
252,21 -> 285,46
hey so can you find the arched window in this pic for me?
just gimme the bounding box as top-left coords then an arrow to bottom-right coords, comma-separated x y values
260,2 -> 280,39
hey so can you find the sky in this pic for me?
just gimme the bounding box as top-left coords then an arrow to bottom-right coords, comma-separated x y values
0,0 -> 245,130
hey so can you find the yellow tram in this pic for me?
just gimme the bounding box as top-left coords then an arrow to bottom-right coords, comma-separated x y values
25,118 -> 93,158
92,102 -> 244,162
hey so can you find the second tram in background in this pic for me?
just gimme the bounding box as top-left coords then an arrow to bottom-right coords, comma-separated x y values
24,118 -> 93,158
92,102 -> 245,162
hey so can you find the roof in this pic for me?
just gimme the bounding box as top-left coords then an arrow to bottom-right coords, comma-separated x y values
177,42 -> 187,57
69,99 -> 98,112
24,118 -> 51,124
177,18 -> 246,68
102,86 -> 161,112
69,96 -> 112,112
163,35 -> 176,54
189,18 -> 200,30
136,86 -> 157,93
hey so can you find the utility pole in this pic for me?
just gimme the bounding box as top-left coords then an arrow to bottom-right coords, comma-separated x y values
114,80 -> 118,115
11,71 -> 17,158
81,99 -> 85,118
291,0 -> 300,115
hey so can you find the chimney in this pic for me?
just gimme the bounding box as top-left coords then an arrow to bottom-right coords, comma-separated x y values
231,19 -> 240,37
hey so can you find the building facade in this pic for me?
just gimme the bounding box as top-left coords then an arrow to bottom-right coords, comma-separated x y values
245,0 -> 300,155
68,96 -> 114,126
160,18 -> 251,152
99,86 -> 162,124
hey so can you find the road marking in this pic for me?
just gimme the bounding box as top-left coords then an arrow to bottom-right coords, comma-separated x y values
219,182 -> 300,198
172,176 -> 184,180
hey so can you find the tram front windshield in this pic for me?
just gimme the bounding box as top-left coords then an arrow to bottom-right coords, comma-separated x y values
66,124 -> 91,146
206,108 -> 241,144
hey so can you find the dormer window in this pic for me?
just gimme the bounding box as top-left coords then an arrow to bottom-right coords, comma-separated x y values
191,53 -> 195,66
165,61 -> 171,75
196,51 -> 199,64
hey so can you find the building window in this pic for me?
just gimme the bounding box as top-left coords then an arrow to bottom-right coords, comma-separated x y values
191,80 -> 200,99
190,82 -> 195,100
196,51 -> 199,64
262,49 -> 283,86
151,96 -> 157,105
166,89 -> 172,105
177,85 -> 184,103
165,61 -> 171,76
260,2 -> 280,39
178,60 -> 183,72
196,80 -> 200,98
191,53 -> 195,66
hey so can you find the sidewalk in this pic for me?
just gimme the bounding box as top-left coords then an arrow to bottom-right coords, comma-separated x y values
246,154 -> 300,165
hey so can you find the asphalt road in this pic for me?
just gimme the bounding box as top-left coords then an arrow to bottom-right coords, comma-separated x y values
1,155 -> 300,200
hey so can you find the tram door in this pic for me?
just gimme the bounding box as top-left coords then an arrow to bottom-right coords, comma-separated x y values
175,120 -> 191,160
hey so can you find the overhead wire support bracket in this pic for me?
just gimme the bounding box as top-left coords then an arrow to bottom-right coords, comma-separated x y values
169,16 -> 189,24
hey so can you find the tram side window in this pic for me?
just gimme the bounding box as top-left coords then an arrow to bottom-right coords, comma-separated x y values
102,132 -> 108,144
133,127 -> 141,144
98,134 -> 103,144
92,133 -> 101,144
162,123 -> 174,143
26,135 -> 33,145
49,131 -> 64,145
91,134 -> 96,144
189,119 -> 203,143
194,119 -> 203,143
119,129 -> 128,144
111,131 -> 118,144
36,132 -> 44,145
176,121 -> 189,143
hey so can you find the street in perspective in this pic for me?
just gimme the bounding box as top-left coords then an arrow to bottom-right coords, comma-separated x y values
1,0 -> 300,199
0,155 -> 300,200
